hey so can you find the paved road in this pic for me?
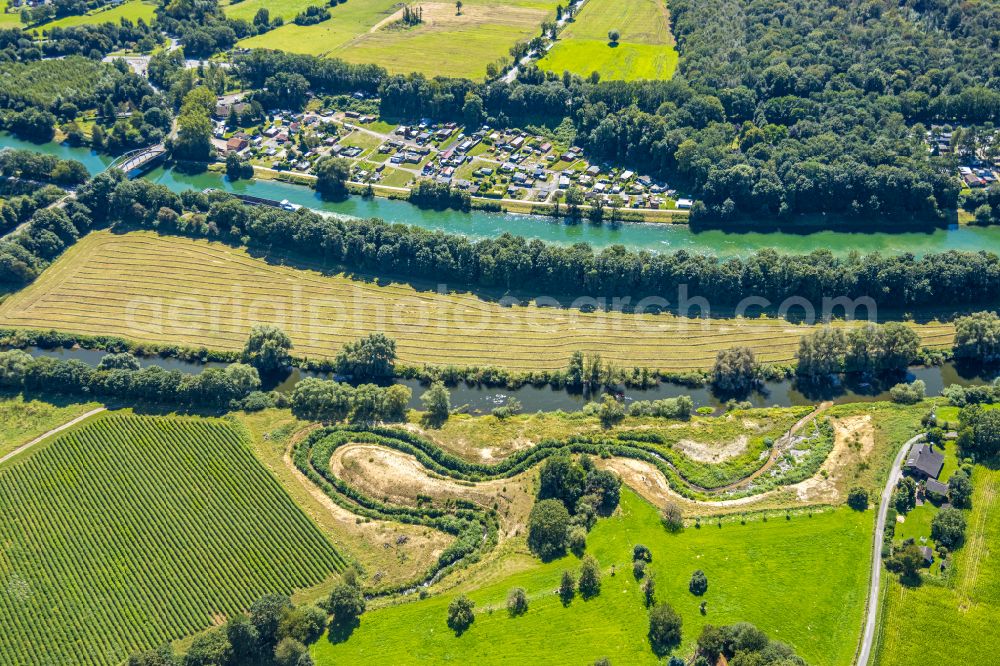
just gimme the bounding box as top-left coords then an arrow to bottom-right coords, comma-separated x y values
0,407 -> 107,467
856,432 -> 925,665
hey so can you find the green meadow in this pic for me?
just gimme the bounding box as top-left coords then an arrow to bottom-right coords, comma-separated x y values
238,0 -> 561,80
539,0 -> 678,80
313,490 -> 872,665
28,0 -> 156,32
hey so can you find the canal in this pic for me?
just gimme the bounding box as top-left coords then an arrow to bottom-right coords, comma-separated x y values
5,133 -> 1000,257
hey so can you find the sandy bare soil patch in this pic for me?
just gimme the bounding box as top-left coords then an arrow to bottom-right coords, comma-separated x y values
330,444 -> 535,536
793,415 -> 874,503
676,435 -> 750,463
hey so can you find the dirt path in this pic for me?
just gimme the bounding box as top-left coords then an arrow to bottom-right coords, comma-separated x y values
0,407 -> 106,467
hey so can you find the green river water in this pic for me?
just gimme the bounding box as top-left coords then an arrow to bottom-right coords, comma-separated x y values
5,134 -> 1000,257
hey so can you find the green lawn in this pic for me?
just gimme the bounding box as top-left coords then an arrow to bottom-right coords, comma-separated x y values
0,0 -> 22,26
238,0 -> 561,80
27,0 -> 156,32
224,0 -> 316,22
0,393 -> 99,459
313,491 -> 872,665
875,466 -> 1000,665
538,0 -> 678,80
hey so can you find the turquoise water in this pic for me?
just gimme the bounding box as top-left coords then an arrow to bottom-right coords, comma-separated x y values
6,133 -> 1000,257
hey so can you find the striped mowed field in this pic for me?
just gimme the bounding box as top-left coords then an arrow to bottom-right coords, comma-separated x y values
0,231 -> 956,372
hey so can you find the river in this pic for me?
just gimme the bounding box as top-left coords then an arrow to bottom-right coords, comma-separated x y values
17,345 -> 1000,413
5,133 -> 1000,257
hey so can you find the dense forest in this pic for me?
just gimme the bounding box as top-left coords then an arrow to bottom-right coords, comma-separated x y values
1,0 -> 996,223
4,172 -> 1000,312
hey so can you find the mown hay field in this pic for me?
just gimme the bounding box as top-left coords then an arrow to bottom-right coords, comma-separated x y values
313,490 -> 872,665
0,231 -> 956,372
237,0 -> 561,80
874,465 -> 1000,665
538,0 -> 678,80
0,413 -> 346,666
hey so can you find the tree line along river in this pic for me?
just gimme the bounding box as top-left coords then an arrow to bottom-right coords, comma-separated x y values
4,135 -> 1000,410
5,133 -> 1000,258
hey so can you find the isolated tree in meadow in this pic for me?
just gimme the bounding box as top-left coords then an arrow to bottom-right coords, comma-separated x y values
642,576 -> 656,607
661,501 -> 684,531
559,570 -> 576,605
241,324 -> 293,374
456,0 -> 463,14
507,587 -> 528,616
447,595 -> 475,634
421,381 -> 451,426
847,486 -> 869,511
253,7 -> 270,26
578,554 -> 602,598
608,30 -> 620,44
649,603 -> 683,655
689,570 -> 708,596
528,498 -> 570,560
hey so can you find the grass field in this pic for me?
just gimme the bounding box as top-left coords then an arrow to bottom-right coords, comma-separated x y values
0,413 -> 346,666
27,0 -> 156,32
874,465 -> 1000,665
0,393 -> 99,459
313,490 -> 872,665
224,0 -> 317,22
538,0 -> 678,80
0,0 -> 21,26
0,231 -> 957,373
237,0 -> 561,80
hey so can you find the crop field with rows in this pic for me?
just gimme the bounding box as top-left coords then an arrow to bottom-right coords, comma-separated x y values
0,231 -> 957,373
0,413 -> 346,666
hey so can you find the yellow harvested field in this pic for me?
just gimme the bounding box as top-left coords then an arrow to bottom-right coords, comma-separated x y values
0,232 -> 956,372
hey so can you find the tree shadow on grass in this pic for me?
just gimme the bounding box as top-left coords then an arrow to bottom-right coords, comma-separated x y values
326,617 -> 360,645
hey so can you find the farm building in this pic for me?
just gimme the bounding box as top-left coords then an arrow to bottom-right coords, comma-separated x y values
924,478 -> 949,499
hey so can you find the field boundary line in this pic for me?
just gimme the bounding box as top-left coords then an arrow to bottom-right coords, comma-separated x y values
0,407 -> 107,467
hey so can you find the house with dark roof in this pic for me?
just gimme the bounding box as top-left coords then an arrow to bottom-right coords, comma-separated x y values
905,442 -> 944,479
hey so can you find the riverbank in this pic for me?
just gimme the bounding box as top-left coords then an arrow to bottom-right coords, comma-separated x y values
213,162 -> 688,224
6,133 -> 1000,257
